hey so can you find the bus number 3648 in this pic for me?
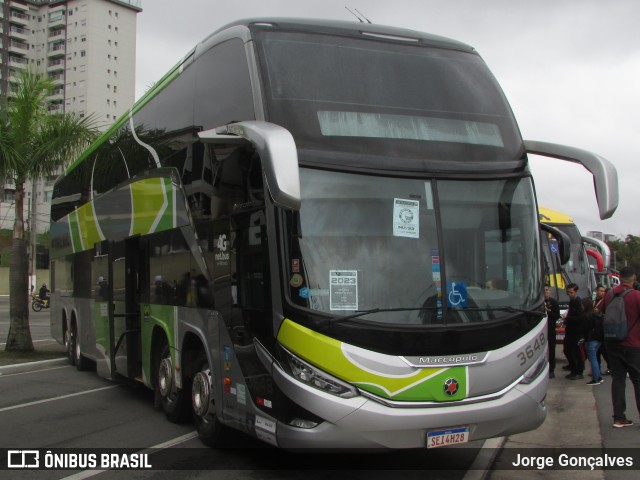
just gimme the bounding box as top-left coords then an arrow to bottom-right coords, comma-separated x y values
517,333 -> 546,366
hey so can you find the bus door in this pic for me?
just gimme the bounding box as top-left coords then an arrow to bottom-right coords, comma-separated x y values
109,236 -> 148,379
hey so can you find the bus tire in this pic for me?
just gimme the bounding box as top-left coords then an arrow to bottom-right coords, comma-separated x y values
155,343 -> 189,423
192,352 -> 225,447
65,323 -> 75,366
71,321 -> 89,371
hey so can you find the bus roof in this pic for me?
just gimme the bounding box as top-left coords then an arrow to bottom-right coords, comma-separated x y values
62,18 -> 476,177
538,206 -> 575,225
208,17 -> 475,52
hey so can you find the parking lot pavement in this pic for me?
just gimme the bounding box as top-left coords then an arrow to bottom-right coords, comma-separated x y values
1,340 -> 638,478
490,344 -> 639,479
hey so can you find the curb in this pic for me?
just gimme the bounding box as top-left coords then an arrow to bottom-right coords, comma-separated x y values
0,357 -> 69,376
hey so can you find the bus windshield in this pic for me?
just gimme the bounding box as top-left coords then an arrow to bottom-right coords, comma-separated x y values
286,169 -> 542,324
554,223 -> 592,297
255,30 -> 522,165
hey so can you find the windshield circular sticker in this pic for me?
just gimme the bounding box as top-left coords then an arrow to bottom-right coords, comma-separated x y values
393,198 -> 419,238
290,274 -> 304,288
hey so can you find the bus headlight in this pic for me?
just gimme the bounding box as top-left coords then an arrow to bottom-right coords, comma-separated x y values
520,353 -> 548,385
281,348 -> 359,399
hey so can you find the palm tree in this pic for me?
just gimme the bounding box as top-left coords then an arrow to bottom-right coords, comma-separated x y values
0,69 -> 99,351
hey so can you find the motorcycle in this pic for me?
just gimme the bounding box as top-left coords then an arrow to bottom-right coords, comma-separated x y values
31,294 -> 50,312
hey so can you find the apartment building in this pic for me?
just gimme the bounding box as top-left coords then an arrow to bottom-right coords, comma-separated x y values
0,0 -> 142,234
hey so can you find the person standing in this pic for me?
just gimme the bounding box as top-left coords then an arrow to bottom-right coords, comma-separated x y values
593,284 -> 611,375
581,297 -> 604,385
599,266 -> 640,428
563,283 -> 584,380
544,284 -> 560,378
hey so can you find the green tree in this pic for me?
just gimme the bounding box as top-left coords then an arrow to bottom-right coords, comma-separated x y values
607,235 -> 640,273
0,69 -> 98,351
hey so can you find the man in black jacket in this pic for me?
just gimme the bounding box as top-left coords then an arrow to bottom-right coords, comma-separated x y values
563,283 -> 584,379
545,284 -> 561,378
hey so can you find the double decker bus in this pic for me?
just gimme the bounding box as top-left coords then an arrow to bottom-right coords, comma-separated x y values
539,207 -> 595,306
538,206 -> 597,342
50,19 -> 618,449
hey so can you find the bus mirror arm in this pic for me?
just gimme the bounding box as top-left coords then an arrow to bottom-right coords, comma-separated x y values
524,140 -> 619,220
199,121 -> 301,211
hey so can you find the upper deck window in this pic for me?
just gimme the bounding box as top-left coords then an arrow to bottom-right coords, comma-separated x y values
317,111 -> 504,147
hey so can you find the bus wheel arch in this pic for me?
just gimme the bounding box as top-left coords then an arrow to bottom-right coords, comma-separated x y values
152,327 -> 189,422
180,332 -> 226,447
191,349 -> 226,447
63,312 -> 73,366
70,312 -> 88,371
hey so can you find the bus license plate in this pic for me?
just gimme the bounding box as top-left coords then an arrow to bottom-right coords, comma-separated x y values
426,427 -> 469,448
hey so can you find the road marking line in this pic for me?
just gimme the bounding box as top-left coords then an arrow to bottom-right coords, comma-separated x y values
0,339 -> 60,347
0,365 -> 70,377
59,431 -> 199,479
462,436 -> 506,480
0,385 -> 120,413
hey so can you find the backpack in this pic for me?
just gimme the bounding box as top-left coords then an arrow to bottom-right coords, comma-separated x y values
602,289 -> 637,341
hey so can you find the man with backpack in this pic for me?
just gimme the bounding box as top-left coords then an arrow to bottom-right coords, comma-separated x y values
599,266 -> 640,428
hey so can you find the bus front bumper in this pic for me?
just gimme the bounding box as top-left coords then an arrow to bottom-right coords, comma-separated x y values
271,362 -> 547,449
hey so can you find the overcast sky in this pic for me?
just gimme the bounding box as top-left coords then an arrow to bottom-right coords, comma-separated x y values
134,0 -> 639,238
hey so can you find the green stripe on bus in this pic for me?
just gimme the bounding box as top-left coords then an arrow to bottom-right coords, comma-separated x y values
77,201 -> 104,249
69,210 -> 83,253
130,177 -> 172,235
277,319 -> 467,402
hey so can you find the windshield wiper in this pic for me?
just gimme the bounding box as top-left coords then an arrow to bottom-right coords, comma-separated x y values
325,307 -> 439,326
318,304 -> 544,329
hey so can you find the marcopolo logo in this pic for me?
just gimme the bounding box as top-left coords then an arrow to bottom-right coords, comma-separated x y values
443,378 -> 459,396
401,352 -> 489,367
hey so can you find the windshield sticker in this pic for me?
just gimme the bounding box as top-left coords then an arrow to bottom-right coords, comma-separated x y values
290,274 -> 304,288
432,250 -> 443,319
330,270 -> 358,310
393,198 -> 419,238
446,281 -> 468,309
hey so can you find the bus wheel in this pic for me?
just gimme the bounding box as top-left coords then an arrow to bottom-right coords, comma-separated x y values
156,344 -> 188,422
192,352 -> 225,447
65,325 -> 75,366
71,322 -> 88,371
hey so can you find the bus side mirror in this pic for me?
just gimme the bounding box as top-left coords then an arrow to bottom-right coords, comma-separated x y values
524,141 -> 618,220
199,121 -> 301,211
541,223 -> 571,265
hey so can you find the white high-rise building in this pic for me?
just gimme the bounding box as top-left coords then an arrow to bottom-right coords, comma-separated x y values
0,0 -> 142,234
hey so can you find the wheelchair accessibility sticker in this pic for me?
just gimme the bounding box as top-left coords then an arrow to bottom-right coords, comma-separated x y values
446,281 -> 468,308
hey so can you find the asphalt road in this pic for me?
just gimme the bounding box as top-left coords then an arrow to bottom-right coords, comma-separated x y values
0,365 -> 486,479
0,296 -> 488,479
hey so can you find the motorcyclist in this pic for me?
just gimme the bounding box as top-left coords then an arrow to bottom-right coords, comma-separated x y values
39,283 -> 50,304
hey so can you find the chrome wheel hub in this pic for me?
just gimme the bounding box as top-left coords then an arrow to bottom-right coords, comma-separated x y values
192,369 -> 211,417
158,357 -> 173,398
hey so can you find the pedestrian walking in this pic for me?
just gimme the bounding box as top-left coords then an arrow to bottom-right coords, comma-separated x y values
599,266 -> 640,428
581,297 -> 604,385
